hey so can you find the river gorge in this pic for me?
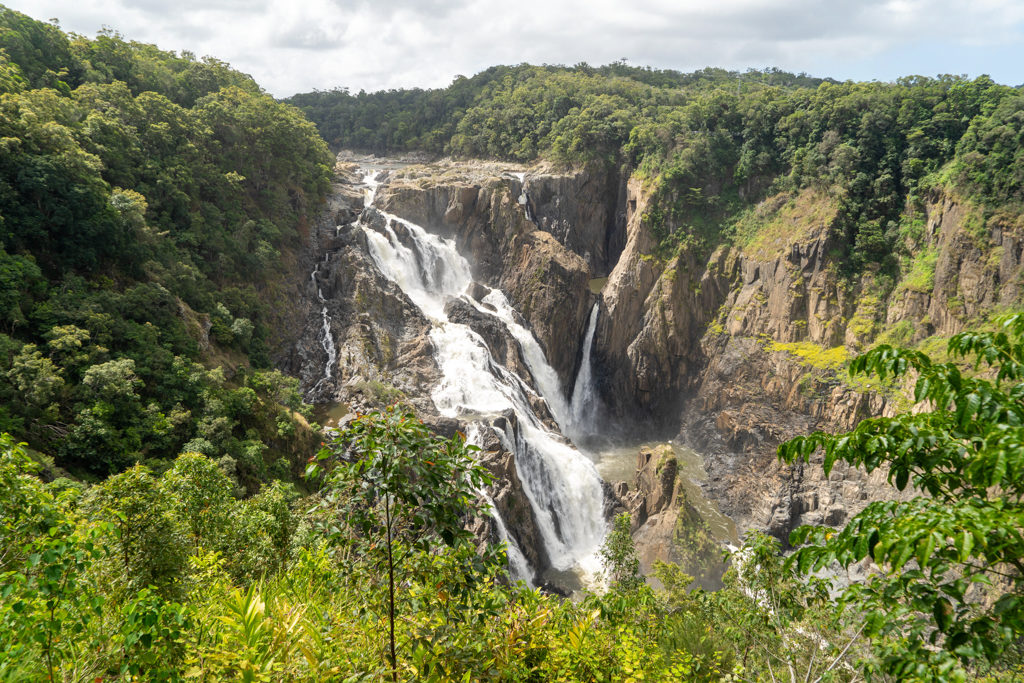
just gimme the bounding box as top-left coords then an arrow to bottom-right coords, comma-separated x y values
280,153 -> 1024,589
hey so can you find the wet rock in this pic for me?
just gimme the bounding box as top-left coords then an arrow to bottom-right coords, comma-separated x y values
377,162 -> 601,388
444,298 -> 538,392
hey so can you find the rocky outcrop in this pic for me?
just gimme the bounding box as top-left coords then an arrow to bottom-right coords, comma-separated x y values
593,179 -> 734,424
522,162 -> 629,276
291,155 -> 1024,582
376,162 -> 603,389
886,194 -> 1024,342
682,335 -> 897,540
615,445 -> 728,589
590,180 -> 1024,543
673,190 -> 1024,541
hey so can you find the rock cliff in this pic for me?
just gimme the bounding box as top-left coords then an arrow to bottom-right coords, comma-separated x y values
287,155 -> 1024,582
375,161 -> 621,389
594,183 -> 1024,541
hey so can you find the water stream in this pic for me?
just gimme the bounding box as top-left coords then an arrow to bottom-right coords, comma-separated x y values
567,303 -> 600,442
357,171 -> 607,582
313,166 -> 735,588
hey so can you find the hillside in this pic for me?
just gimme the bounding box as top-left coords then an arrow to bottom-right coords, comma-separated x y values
0,5 -> 333,482
1,4 -> 1023,680
289,64 -> 1023,288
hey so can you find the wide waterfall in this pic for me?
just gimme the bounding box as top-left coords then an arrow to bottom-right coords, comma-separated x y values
357,171 -> 607,581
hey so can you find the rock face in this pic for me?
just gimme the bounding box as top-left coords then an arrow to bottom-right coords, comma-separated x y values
522,162 -> 629,276
615,445 -> 728,589
591,183 -> 1024,541
285,155 -> 1024,583
284,206 -> 440,417
376,161 -> 609,390
594,178 -> 734,425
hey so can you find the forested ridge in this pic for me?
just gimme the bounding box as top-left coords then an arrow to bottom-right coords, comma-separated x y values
0,5 -> 333,482
1,4 -> 1023,681
289,63 -> 1024,272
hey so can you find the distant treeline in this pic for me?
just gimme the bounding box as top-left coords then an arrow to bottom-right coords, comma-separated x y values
288,64 -> 1024,269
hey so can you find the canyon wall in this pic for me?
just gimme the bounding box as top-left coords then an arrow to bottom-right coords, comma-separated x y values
289,157 -> 1024,576
594,183 -> 1024,539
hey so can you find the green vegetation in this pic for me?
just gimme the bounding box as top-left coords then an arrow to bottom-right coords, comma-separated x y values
2,5 -> 1023,680
0,6 -> 333,478
781,314 -> 1024,681
768,340 -> 849,372
4,342 -> 1024,679
290,66 -> 1022,271
0,412 -> 876,681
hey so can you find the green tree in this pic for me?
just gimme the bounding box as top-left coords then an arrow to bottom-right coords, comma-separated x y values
161,452 -> 235,552
0,435 -> 106,680
84,464 -> 188,598
780,314 -> 1024,681
600,512 -> 643,593
307,407 -> 494,681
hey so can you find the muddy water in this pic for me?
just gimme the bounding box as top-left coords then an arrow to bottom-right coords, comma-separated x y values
313,402 -> 351,429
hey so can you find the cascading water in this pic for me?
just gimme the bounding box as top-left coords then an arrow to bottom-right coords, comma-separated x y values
567,303 -> 600,440
513,171 -> 537,225
309,253 -> 338,399
358,171 -> 607,580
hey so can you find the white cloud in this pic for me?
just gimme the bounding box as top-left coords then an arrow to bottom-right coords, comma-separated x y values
6,0 -> 1023,96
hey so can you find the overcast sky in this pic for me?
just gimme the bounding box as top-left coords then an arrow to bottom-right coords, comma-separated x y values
8,0 -> 1024,97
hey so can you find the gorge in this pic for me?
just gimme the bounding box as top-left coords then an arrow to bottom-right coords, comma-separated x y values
284,149 -> 1024,587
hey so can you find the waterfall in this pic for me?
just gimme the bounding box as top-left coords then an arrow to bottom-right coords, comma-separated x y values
308,259 -> 338,399
568,302 -> 600,439
513,171 -> 536,224
358,170 -> 607,578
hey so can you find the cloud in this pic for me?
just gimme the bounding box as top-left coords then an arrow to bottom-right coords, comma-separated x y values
6,0 -> 1023,96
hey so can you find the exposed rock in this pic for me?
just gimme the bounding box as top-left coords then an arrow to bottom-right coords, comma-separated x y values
523,162 -> 629,276
376,162 -> 598,388
616,444 -> 728,589
285,194 -> 440,418
594,179 -> 734,424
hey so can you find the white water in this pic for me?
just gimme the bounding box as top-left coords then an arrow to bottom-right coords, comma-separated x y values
309,258 -> 338,398
567,303 -> 600,439
512,171 -> 536,224
358,171 -> 607,579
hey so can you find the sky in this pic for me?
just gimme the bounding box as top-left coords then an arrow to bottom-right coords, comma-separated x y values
8,0 -> 1024,97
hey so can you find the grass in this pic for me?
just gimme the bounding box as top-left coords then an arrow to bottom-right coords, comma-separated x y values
767,341 -> 849,372
899,245 -> 939,294
729,189 -> 839,261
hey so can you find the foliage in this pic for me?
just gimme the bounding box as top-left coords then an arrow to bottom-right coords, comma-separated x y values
292,66 -> 1022,274
0,5 -> 331,478
306,407 -> 496,679
780,313 -> 1024,680
768,340 -> 850,372
600,512 -> 643,592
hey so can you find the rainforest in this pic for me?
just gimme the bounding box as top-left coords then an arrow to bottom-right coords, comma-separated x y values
1,4 -> 1023,681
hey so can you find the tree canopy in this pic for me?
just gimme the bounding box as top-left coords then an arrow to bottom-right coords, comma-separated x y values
0,5 -> 333,478
780,314 -> 1024,681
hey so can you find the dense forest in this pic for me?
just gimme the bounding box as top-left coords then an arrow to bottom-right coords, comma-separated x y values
289,64 -> 1023,276
1,4 -> 1023,681
0,6 -> 333,483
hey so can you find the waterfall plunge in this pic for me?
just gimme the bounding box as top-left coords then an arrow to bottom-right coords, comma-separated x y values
567,303 -> 600,441
358,171 -> 607,579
